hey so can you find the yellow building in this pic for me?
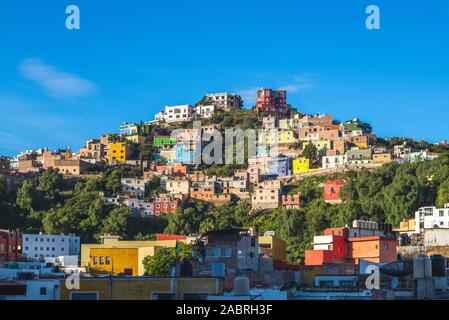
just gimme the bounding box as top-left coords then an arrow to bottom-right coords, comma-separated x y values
373,153 -> 393,164
394,218 -> 416,233
59,277 -> 223,300
109,142 -> 128,163
89,247 -> 161,276
125,134 -> 141,144
259,235 -> 286,261
261,130 -> 296,145
309,140 -> 331,154
292,157 -> 319,175
81,238 -> 184,275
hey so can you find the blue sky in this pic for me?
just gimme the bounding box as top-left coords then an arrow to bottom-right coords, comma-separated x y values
0,0 -> 448,156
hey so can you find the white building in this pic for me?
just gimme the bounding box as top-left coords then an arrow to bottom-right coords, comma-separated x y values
415,205 -> 449,233
121,177 -> 146,196
322,155 -> 347,169
23,233 -> 80,260
156,105 -> 194,123
206,92 -> 242,110
124,198 -> 154,217
195,104 -> 216,118
44,255 -> 79,267
119,122 -> 139,136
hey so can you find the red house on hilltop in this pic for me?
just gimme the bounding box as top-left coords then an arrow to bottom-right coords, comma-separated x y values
255,88 -> 289,117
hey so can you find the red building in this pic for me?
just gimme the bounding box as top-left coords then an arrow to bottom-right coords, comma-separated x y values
304,225 -> 397,266
0,230 -> 22,261
324,180 -> 346,204
153,194 -> 181,215
255,88 -> 289,117
155,234 -> 187,241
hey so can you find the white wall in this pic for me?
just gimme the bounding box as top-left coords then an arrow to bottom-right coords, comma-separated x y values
23,234 -> 80,260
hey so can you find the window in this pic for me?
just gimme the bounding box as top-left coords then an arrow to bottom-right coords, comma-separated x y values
40,287 -> 47,295
440,210 -> 445,217
93,257 -> 98,265
339,280 -> 356,287
106,257 -> 111,265
319,280 -> 334,287
100,257 -> 105,265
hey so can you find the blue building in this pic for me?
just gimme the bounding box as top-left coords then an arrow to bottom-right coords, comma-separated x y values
175,144 -> 196,164
119,123 -> 138,136
267,155 -> 291,177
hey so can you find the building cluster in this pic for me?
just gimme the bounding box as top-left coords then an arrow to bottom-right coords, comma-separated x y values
2,216 -> 449,300
1,88 -> 439,216
1,87 -> 448,300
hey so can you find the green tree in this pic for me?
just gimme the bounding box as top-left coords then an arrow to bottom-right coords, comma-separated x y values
382,173 -> 420,225
437,179 -> 449,208
105,170 -> 122,195
142,248 -> 177,276
302,142 -> 318,162
38,168 -> 64,198
100,207 -> 133,238
142,242 -> 193,276
16,180 -> 36,212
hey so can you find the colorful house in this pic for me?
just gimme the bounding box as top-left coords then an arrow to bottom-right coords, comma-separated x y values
153,137 -> 177,147
324,180 -> 346,204
81,238 -> 184,275
305,225 -> 397,266
175,144 -> 196,164
109,142 -> 127,163
292,157 -> 319,175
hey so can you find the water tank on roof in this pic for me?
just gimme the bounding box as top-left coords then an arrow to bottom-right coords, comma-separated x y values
413,256 -> 432,279
234,276 -> 250,296
431,255 -> 446,277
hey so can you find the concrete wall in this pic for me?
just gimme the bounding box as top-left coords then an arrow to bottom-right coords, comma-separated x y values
425,229 -> 449,247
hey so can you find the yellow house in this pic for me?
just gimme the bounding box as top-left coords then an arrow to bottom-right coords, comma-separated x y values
394,218 -> 416,233
309,140 -> 331,154
373,153 -> 393,164
59,277 -> 224,300
292,157 -> 319,175
259,235 -> 286,261
125,134 -> 141,144
89,247 -> 161,276
81,239 -> 183,276
260,130 -> 296,145
109,142 -> 128,163
278,130 -> 296,144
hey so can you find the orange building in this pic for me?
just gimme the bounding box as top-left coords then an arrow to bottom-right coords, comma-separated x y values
349,236 -> 397,264
304,225 -> 397,266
